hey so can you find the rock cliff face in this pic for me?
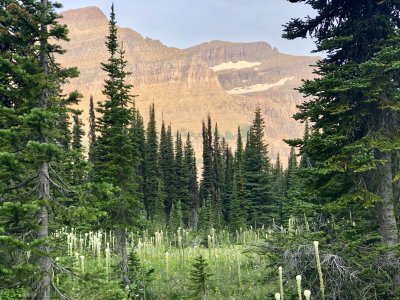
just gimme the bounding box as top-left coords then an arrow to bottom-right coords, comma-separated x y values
59,6 -> 318,164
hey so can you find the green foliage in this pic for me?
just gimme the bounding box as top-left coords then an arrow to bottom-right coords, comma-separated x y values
144,104 -> 160,221
187,255 -> 213,299
243,107 -> 276,225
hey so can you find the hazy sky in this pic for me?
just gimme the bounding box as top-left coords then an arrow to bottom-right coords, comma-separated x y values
60,0 -> 316,56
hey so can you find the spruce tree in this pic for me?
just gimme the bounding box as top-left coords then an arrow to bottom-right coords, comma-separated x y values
222,140 -> 234,224
284,0 -> 400,296
272,153 -> 286,225
284,0 -> 400,245
88,95 -> 97,164
0,0 -> 79,297
200,118 -> 214,205
184,133 -> 200,228
187,255 -> 213,300
243,107 -> 275,226
230,127 -> 247,232
144,104 -> 159,221
92,4 -> 143,288
174,132 -> 190,226
69,110 -> 86,185
159,122 -> 175,223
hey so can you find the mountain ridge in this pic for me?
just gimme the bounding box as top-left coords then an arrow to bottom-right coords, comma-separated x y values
59,6 -> 318,165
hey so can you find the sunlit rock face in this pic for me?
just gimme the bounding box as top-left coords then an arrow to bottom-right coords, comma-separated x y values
59,6 -> 318,165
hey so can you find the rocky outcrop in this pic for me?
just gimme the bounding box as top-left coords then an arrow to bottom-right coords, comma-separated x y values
59,6 -> 318,165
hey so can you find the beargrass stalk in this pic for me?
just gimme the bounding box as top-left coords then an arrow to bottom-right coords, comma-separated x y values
304,290 -> 311,300
296,275 -> 302,300
278,266 -> 284,300
313,241 -> 325,300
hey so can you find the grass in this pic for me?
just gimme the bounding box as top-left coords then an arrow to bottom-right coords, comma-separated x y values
54,227 -> 270,299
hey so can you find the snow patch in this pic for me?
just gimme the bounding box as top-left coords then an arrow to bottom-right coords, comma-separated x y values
227,77 -> 294,95
211,61 -> 262,72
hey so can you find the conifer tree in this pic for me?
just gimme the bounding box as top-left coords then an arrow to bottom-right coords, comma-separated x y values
159,122 -> 175,222
92,4 -> 142,288
69,110 -> 86,185
170,199 -> 183,232
0,0 -> 79,297
284,0 -> 400,245
212,125 -> 224,229
174,132 -> 190,226
230,128 -> 247,231
88,95 -> 97,164
222,140 -> 234,224
299,121 -> 311,169
272,154 -> 285,224
284,1 -> 400,295
144,104 -> 160,220
187,255 -> 213,300
200,117 -> 214,205
184,133 -> 200,227
243,107 -> 275,226
131,110 -> 146,189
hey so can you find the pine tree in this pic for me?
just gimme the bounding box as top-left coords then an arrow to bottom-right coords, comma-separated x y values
230,128 -> 247,232
0,1 -> 79,297
222,140 -> 234,224
159,122 -> 175,223
69,110 -> 86,185
92,4 -> 143,288
243,107 -> 275,226
174,132 -> 190,226
143,104 -> 159,220
88,95 -> 97,164
299,121 -> 311,169
212,124 -> 224,229
170,199 -> 183,232
131,110 -> 146,193
187,255 -> 213,300
200,118 -> 214,205
272,153 -> 285,225
184,133 -> 200,228
284,0 -> 400,296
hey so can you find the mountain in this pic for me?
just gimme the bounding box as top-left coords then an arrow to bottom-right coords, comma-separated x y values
59,6 -> 318,164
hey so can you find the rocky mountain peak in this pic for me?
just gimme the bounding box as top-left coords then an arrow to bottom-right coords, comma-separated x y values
186,40 -> 278,66
59,6 -> 318,165
61,6 -> 107,27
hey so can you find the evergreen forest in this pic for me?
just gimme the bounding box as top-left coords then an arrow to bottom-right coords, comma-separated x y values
1,1 -> 400,299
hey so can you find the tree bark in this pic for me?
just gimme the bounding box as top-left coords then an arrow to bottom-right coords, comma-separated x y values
376,151 -> 399,246
36,163 -> 51,300
35,1 -> 51,298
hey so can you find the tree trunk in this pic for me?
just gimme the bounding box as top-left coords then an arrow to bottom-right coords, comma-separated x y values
119,228 -> 131,288
376,151 -> 399,246
36,163 -> 51,300
35,1 -> 51,298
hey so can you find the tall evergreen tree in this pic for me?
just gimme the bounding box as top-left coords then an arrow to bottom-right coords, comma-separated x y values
184,133 -> 200,227
88,95 -> 97,164
92,4 -> 143,288
159,122 -> 175,222
284,0 -> 400,245
131,110 -> 146,192
230,127 -> 247,231
272,153 -> 285,224
0,0 -> 79,298
174,132 -> 190,226
222,140 -> 234,224
200,117 -> 214,206
144,104 -> 159,220
284,0 -> 400,296
243,107 -> 275,226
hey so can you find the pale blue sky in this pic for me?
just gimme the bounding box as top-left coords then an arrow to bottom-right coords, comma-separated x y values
60,0 -> 316,56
